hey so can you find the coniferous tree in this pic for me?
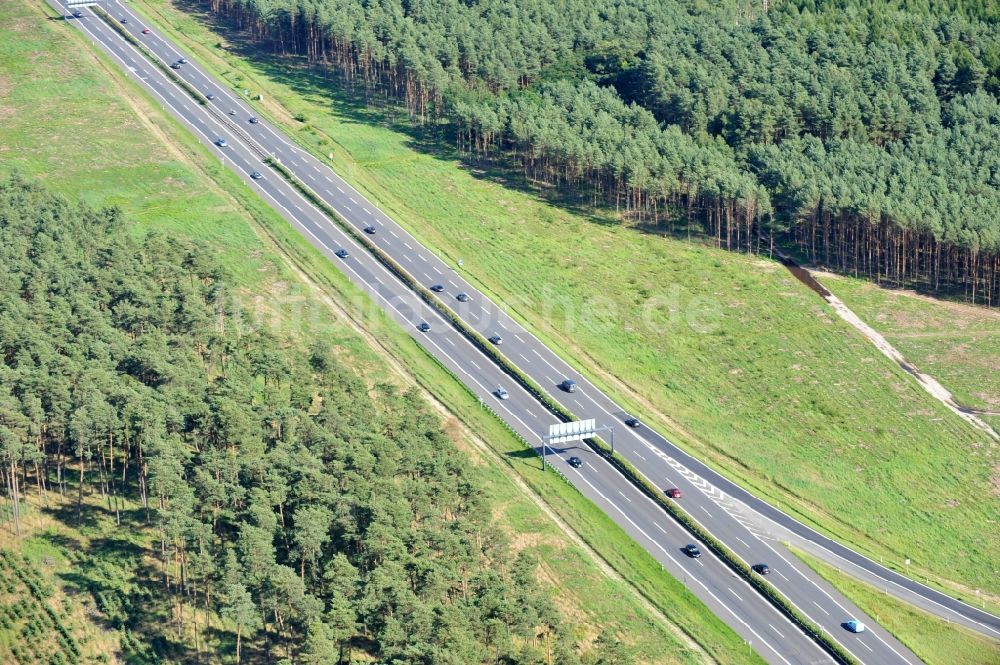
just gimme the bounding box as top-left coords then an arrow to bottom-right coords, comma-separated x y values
0,175 -> 586,662
199,0 -> 1000,304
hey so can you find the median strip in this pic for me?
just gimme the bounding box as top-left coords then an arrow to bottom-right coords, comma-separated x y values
264,154 -> 861,665
265,156 -> 578,419
93,6 -> 207,107
93,6 -> 274,162
584,433 -> 861,665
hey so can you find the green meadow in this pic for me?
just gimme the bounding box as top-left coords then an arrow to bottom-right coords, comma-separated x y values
793,548 -> 1000,665
0,0 -> 757,661
128,0 -> 999,603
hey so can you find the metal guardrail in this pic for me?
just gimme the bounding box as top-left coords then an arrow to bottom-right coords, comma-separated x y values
93,6 -> 269,161
88,16 -> 860,658
207,106 -> 269,160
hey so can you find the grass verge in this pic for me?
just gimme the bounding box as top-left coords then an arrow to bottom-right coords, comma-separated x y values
791,547 -> 1000,665
128,0 -> 1000,604
0,0 -> 754,661
817,273 -> 1000,415
265,138 -> 854,663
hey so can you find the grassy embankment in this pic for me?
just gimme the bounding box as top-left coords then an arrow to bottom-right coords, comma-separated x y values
791,547 -> 1000,665
820,274 -> 1000,417
0,0 -> 755,662
130,0 -> 1000,607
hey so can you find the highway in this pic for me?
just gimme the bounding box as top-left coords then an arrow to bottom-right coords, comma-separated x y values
57,1 -> 999,661
54,8 -> 833,663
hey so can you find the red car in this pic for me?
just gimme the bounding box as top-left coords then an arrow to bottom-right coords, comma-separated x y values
142,28 -> 151,34
665,488 -> 682,499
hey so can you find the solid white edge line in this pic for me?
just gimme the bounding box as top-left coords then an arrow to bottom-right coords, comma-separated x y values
79,11 -> 941,660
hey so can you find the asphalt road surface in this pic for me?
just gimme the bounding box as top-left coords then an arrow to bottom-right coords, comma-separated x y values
57,1 -> 1000,661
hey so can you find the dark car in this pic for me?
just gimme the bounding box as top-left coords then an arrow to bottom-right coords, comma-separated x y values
430,284 -> 445,292
488,335 -> 503,345
665,488 -> 682,499
335,249 -> 349,258
206,93 -> 216,100
250,171 -> 263,180
120,17 -> 128,23
560,379 -> 577,393
752,563 -> 771,575
72,10 -> 82,17
456,292 -> 470,302
178,58 -> 187,64
249,116 -> 259,124
567,456 -> 582,468
683,544 -> 702,558
364,225 -> 376,234
625,417 -> 641,428
417,322 -> 431,332
170,62 -> 181,69
215,138 -> 228,147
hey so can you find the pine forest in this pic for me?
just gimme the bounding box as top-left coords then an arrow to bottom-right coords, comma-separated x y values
0,176 -> 629,664
204,0 -> 1000,304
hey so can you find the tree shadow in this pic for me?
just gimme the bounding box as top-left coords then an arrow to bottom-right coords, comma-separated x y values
171,0 -> 998,308
39,499 -> 148,534
36,531 -> 84,553
171,0 -> 613,227
41,500 -> 105,532
631,216 -> 723,248
35,514 -> 202,664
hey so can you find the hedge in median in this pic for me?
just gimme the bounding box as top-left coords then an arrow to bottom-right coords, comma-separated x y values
93,7 -> 207,106
266,156 -> 860,665
584,434 -> 861,665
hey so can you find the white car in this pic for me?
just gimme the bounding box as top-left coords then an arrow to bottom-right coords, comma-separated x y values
844,620 -> 866,633
496,387 -> 510,400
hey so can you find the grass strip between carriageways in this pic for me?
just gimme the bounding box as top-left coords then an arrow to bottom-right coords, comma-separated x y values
95,8 -> 271,163
93,6 -> 208,107
264,156 -> 576,420
583,436 -> 861,665
265,155 -> 861,665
